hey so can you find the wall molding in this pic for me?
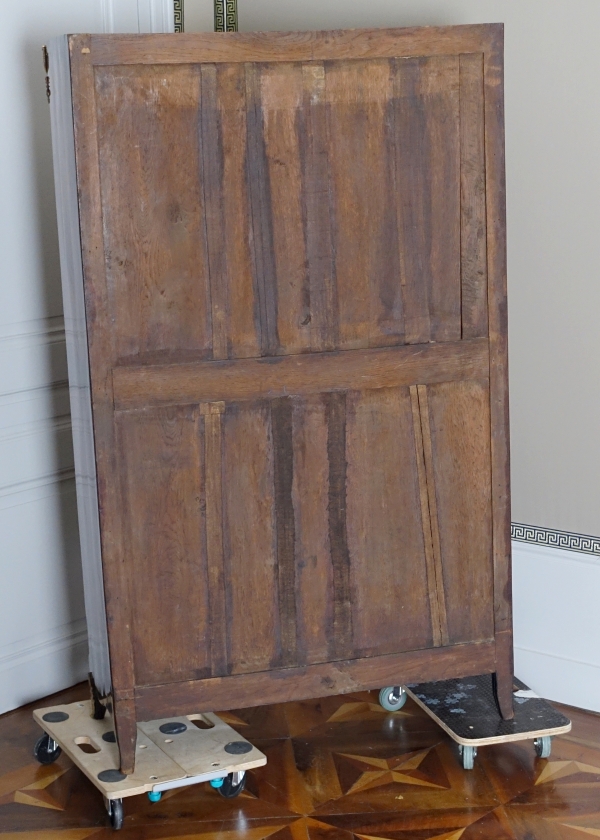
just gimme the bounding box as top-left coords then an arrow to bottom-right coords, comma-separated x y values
0,619 -> 88,715
103,0 -> 175,33
512,522 -> 600,557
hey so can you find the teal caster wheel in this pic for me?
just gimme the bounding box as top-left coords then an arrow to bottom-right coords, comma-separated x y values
379,686 -> 407,712
534,736 -> 552,758
458,744 -> 477,770
210,777 -> 225,789
148,790 -> 162,802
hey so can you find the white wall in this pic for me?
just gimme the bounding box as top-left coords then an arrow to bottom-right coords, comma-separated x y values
0,0 -> 172,715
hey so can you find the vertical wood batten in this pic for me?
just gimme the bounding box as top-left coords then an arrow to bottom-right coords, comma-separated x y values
199,64 -> 228,361
202,402 -> 228,676
69,35 -> 137,772
483,32 -> 511,636
416,385 -> 450,646
324,392 -> 353,659
244,63 -> 279,356
460,53 -> 488,339
300,63 -> 339,352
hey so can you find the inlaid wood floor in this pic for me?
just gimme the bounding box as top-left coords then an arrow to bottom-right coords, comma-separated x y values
1,683 -> 599,839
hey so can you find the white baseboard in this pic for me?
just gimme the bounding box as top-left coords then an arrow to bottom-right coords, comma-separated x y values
512,539 -> 600,713
0,619 -> 89,715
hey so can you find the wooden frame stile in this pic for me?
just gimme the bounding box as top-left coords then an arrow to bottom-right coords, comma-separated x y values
482,25 -> 514,720
54,23 -> 513,773
68,36 -> 139,772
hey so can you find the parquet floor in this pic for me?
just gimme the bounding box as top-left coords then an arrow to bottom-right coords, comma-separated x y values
1,682 -> 599,839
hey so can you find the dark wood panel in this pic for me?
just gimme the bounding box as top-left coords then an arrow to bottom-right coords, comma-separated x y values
113,338 -> 489,409
460,53 -> 488,339
345,388 -> 434,656
291,396 -> 333,665
222,402 -> 279,674
260,63 -> 312,355
116,406 -> 211,685
95,65 -> 212,361
424,380 -> 494,645
86,25 -> 502,66
133,640 -> 497,717
392,55 -> 461,344
326,60 -> 402,349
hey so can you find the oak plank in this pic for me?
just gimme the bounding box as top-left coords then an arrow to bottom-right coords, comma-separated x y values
134,640 -> 497,718
424,380 -> 494,645
460,53 -> 488,339
291,396 -> 333,665
113,338 -> 489,409
345,388 -> 434,657
86,25 -> 501,66
222,402 -> 279,674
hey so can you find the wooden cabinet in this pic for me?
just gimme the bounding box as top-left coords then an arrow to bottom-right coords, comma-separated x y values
48,23 -> 512,774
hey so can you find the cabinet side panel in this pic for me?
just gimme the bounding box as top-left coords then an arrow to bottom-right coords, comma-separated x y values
47,36 -> 111,695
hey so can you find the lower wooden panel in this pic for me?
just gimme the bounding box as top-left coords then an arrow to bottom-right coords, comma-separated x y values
133,640 -> 496,720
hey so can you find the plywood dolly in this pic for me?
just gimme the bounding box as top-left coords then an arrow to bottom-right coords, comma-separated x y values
378,675 -> 571,770
33,700 -> 266,830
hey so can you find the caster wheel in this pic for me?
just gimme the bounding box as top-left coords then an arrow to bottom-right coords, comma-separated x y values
33,734 -> 62,765
458,744 -> 477,770
534,736 -> 552,758
379,686 -> 407,712
107,798 -> 124,830
218,771 -> 246,798
148,790 -> 162,802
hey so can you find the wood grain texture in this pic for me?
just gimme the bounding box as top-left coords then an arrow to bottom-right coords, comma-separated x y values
392,55 -> 461,344
415,385 -> 450,646
483,28 -> 512,642
68,37 -> 137,739
134,640 -> 497,719
95,65 -> 211,362
424,380 -> 494,645
346,388 -> 434,656
291,396 -> 333,665
113,338 -> 489,409
222,402 -> 278,674
203,402 -> 228,677
460,53 -> 488,339
116,406 -> 211,686
85,25 -> 502,66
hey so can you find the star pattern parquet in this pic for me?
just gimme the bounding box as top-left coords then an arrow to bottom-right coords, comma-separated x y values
0,683 -> 599,839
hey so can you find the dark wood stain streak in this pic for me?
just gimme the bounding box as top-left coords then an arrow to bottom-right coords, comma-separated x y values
199,65 -> 228,360
244,63 -> 279,356
271,398 -> 298,667
392,57 -> 432,344
460,53 -> 488,339
298,63 -> 339,352
202,403 -> 229,676
324,392 -> 353,659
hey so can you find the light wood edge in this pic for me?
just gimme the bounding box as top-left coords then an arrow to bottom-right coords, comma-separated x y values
78,25 -> 503,66
33,702 -> 266,800
404,688 -> 572,747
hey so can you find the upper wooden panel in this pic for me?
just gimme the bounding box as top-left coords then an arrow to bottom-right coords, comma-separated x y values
90,50 -> 488,363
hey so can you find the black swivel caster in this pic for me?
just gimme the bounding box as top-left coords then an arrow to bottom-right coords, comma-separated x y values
33,733 -> 62,765
218,771 -> 246,798
107,798 -> 124,830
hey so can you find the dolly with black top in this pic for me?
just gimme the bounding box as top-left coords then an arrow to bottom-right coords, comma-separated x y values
379,675 -> 571,770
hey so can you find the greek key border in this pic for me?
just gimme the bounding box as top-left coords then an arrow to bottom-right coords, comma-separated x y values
512,522 -> 600,556
174,0 -> 184,32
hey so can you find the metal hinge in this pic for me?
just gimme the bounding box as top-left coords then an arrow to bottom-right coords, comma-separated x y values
42,45 -> 50,103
